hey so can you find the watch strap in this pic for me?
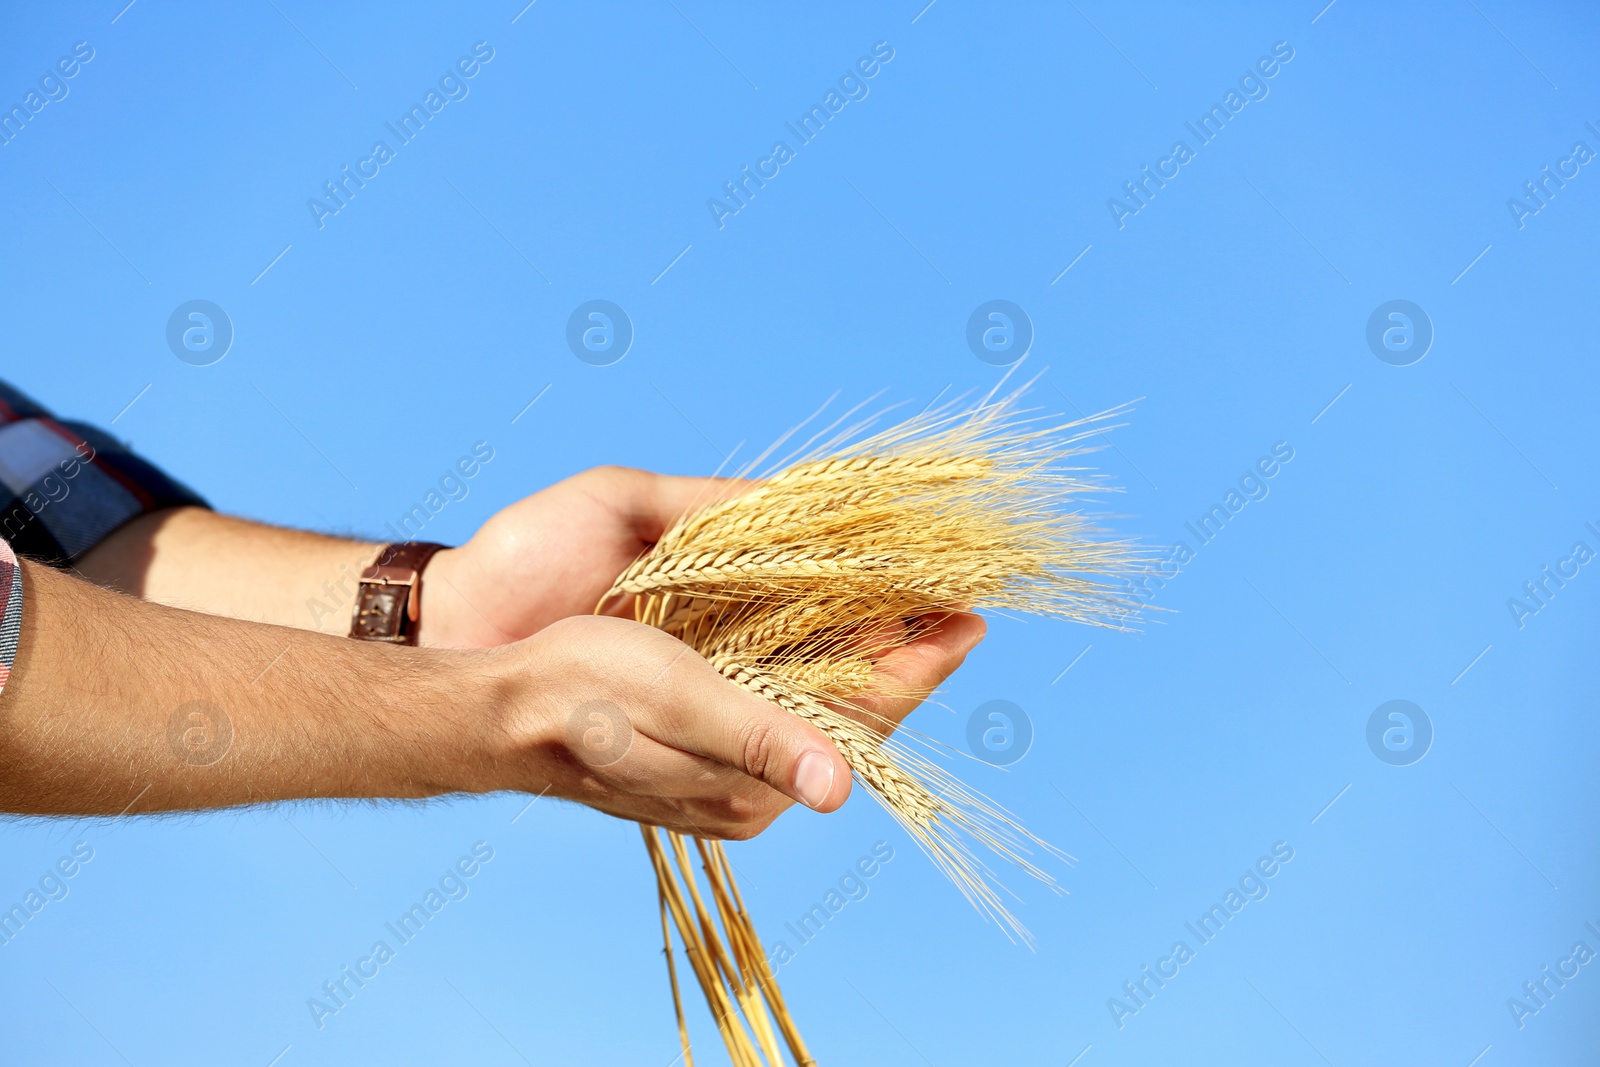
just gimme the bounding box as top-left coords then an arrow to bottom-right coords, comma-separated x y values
348,541 -> 449,645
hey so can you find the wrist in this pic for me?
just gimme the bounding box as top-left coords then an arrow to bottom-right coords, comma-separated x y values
415,545 -> 509,649
357,642 -> 525,798
431,641 -> 554,797
413,546 -> 464,648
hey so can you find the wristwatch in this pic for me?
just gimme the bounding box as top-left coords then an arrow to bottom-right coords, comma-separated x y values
348,542 -> 449,645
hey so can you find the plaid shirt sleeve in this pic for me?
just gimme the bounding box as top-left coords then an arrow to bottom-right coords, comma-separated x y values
0,380 -> 209,567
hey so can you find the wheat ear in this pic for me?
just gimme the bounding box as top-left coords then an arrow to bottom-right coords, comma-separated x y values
628,383 -> 1146,1062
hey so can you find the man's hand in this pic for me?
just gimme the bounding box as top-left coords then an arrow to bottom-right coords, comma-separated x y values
419,466 -> 739,648
500,611 -> 986,837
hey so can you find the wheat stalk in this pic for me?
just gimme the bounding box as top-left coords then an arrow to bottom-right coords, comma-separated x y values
617,382 -> 1144,1064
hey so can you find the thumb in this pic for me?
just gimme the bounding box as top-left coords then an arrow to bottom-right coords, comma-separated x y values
658,651 -> 854,812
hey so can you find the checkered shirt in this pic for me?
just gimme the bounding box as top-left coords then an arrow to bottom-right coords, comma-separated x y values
0,380 -> 209,567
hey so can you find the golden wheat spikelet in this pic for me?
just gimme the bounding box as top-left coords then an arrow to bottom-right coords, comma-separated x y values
616,381 -> 1145,1065
613,384 -> 1143,931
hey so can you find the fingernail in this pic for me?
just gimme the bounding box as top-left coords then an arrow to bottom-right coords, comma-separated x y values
960,616 -> 987,652
794,750 -> 836,810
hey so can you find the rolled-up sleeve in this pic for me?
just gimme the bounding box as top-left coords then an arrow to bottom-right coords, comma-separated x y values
0,380 -> 208,566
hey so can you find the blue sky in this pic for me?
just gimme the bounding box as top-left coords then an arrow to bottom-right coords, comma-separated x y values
2,2 -> 1598,1064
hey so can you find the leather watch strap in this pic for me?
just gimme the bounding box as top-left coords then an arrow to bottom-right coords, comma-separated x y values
348,541 -> 449,645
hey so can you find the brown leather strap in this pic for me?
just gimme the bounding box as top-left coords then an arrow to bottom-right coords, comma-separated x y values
348,542 -> 449,645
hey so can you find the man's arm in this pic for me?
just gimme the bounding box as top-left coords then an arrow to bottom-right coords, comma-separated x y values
3,556 -> 483,814
1,558 -> 937,835
74,506 -> 382,638
72,467 -> 748,650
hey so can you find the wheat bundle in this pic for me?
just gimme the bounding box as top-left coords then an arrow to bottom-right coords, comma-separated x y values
606,383 -> 1142,1065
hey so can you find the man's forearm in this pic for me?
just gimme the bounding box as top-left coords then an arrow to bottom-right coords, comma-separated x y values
74,507 -> 392,636
0,559 -> 502,815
